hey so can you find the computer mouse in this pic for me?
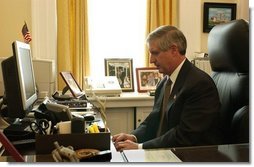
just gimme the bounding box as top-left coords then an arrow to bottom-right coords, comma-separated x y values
83,113 -> 95,121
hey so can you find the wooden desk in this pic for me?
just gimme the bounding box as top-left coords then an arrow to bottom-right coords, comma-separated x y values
172,143 -> 249,162
0,140 -> 124,162
35,139 -> 124,162
122,143 -> 249,162
0,110 -> 124,162
1,143 -> 249,162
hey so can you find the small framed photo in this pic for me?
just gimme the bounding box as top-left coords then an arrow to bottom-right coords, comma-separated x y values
136,67 -> 163,93
105,58 -> 134,92
203,3 -> 236,33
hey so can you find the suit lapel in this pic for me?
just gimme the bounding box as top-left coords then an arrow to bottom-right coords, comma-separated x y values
164,60 -> 192,118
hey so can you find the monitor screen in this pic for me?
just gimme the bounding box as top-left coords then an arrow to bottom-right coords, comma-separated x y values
1,41 -> 37,118
16,44 -> 37,109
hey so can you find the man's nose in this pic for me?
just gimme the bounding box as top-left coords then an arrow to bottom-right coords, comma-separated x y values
149,55 -> 155,64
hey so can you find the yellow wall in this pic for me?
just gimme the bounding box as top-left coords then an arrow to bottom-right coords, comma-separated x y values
0,0 -> 31,57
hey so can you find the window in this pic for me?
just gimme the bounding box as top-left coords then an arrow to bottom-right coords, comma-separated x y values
88,0 -> 147,87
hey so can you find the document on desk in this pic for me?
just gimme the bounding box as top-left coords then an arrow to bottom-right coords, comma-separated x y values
123,149 -> 182,162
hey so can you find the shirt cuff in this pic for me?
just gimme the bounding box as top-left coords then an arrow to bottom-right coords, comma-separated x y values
138,143 -> 143,149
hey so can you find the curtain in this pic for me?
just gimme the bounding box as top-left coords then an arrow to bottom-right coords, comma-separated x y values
145,0 -> 178,67
57,0 -> 90,90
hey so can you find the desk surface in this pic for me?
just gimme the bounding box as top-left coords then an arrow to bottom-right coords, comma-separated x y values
173,143 -> 249,162
122,143 -> 249,162
1,143 -> 249,162
0,140 -> 124,162
0,108 -> 124,162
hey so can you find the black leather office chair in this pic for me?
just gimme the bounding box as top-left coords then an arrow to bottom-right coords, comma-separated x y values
208,19 -> 249,144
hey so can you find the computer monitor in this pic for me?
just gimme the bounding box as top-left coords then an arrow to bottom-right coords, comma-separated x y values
1,41 -> 37,119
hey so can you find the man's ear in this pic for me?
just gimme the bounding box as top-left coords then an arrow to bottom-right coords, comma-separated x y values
170,45 -> 178,55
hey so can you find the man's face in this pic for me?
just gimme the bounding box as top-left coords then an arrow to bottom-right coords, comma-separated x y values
148,40 -> 176,76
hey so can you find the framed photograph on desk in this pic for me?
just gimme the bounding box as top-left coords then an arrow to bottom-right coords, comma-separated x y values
104,58 -> 134,92
136,67 -> 163,93
203,3 -> 236,33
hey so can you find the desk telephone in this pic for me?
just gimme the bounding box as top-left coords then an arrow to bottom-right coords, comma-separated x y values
83,76 -> 122,97
2,95 -> 91,143
34,97 -> 91,126
33,98 -> 73,126
3,99 -> 73,141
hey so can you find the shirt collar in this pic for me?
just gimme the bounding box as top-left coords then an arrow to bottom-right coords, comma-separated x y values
168,58 -> 186,84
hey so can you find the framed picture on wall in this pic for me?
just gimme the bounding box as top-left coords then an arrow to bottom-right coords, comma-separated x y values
104,58 -> 134,92
203,3 -> 236,33
136,67 -> 163,93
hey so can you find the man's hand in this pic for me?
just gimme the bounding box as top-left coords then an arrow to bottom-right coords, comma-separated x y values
114,140 -> 138,152
112,133 -> 137,143
112,133 -> 138,151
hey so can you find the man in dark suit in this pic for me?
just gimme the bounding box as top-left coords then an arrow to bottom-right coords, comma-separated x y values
112,25 -> 222,151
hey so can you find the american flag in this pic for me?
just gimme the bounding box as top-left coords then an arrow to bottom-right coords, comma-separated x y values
21,21 -> 32,44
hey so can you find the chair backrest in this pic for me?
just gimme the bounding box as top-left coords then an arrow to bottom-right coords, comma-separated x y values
231,105 -> 249,143
208,19 -> 249,144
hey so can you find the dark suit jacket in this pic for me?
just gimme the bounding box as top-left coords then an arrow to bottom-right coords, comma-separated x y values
132,59 -> 222,149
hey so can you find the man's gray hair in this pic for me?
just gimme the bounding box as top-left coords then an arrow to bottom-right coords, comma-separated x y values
146,25 -> 187,55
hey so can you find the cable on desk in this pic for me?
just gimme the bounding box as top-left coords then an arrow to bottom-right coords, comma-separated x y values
86,85 -> 108,132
